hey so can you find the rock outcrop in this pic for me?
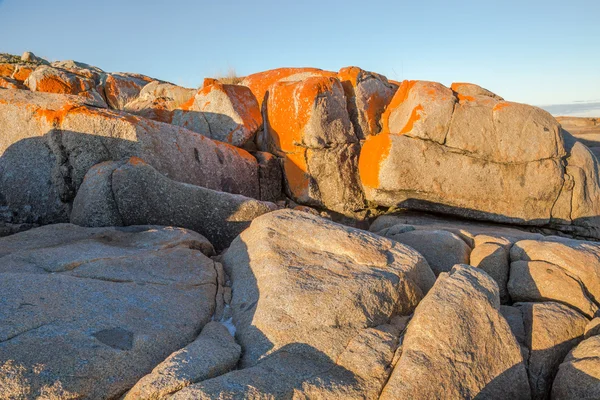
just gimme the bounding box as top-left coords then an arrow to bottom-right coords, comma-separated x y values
359,80 -> 600,240
380,265 -> 530,399
71,158 -> 277,250
0,224 -> 220,399
0,89 -> 263,224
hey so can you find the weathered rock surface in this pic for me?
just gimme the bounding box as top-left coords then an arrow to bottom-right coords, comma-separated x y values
262,74 -> 364,214
101,72 -> 155,110
337,66 -> 397,139
24,65 -> 107,107
124,322 -> 241,399
510,238 -> 600,318
71,158 -> 277,250
221,209 -> 435,367
552,335 -> 600,399
515,301 -> 589,399
382,228 -> 471,276
172,324 -> 404,399
241,67 -> 335,108
189,78 -> 262,146
123,80 -> 201,132
380,264 -> 530,399
0,224 -> 219,399
0,89 -> 261,224
359,79 -> 600,240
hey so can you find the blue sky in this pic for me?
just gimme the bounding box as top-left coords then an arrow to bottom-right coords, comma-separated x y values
0,0 -> 598,106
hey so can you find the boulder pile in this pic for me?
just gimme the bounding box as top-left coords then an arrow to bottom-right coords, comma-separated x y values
1,51 -> 600,399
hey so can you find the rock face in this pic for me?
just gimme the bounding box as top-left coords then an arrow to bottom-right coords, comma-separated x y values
509,238 -> 600,318
71,158 -> 277,250
261,74 -> 365,214
359,79 -> 600,240
337,66 -> 398,139
124,322 -> 241,399
380,264 -> 530,399
101,72 -> 155,110
189,78 -> 262,147
552,335 -> 600,399
0,89 -> 262,224
171,209 -> 437,398
222,209 -> 435,366
24,65 -> 107,107
0,224 -> 220,399
515,301 -> 589,400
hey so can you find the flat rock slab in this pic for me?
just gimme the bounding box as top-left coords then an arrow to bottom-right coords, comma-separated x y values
0,224 -> 219,399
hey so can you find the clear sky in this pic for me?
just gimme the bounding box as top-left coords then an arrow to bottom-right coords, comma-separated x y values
0,0 -> 598,106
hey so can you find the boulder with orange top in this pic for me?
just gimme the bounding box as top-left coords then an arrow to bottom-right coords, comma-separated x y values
188,78 -> 262,147
359,79 -> 600,239
241,67 -> 334,109
337,66 -> 398,140
0,89 -> 262,224
24,65 -> 108,108
99,72 -> 155,109
123,80 -> 207,133
262,74 -> 365,215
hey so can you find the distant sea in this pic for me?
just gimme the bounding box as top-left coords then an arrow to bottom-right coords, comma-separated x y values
540,101 -> 600,117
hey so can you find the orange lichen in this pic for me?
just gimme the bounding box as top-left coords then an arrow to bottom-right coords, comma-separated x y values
0,77 -> 20,89
0,64 -> 15,78
379,80 -> 417,134
34,103 -> 79,125
12,66 -> 33,82
337,66 -> 361,99
399,104 -> 424,134
457,94 -> 475,102
358,131 -> 392,189
493,102 -> 511,112
128,156 -> 147,166
266,76 -> 339,197
450,82 -> 470,92
243,67 -> 334,108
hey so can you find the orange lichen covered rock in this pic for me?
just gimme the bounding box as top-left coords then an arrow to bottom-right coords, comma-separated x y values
359,79 -> 600,239
100,72 -> 154,109
0,77 -> 24,90
123,80 -> 208,135
380,80 -> 456,143
190,79 -> 262,147
241,67 -> 335,109
0,89 -> 262,224
24,66 -> 107,107
0,63 -> 15,78
263,75 -> 364,213
337,66 -> 398,139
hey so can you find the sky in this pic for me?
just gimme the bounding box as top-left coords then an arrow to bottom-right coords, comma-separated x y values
0,0 -> 599,108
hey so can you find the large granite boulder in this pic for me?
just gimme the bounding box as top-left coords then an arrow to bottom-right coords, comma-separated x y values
0,90 -> 261,224
188,78 -> 262,147
0,224 -> 220,399
359,79 -> 600,240
71,158 -> 277,250
24,65 -> 107,107
380,264 -> 530,399
261,75 -> 364,214
221,209 -> 435,368
100,72 -> 155,110
169,209 -> 433,398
